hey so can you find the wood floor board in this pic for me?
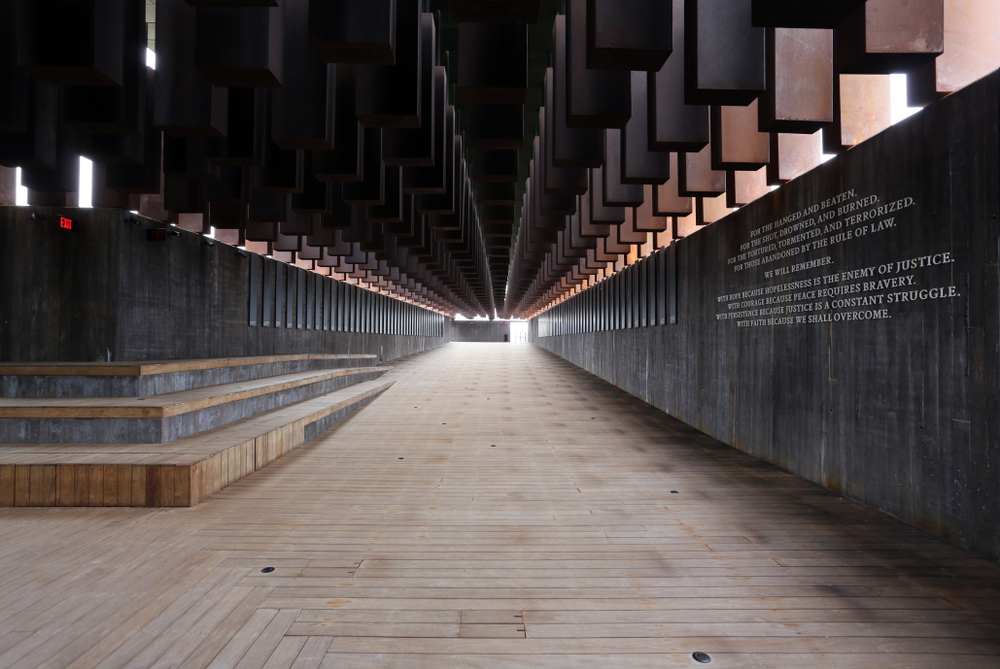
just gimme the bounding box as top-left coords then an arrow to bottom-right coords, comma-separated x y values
0,344 -> 996,667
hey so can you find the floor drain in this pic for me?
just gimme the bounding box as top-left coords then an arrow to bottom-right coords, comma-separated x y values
491,445 -> 496,447
260,567 -> 275,573
442,422 -> 447,425
670,490 -> 679,494
693,651 -> 711,663
398,457 -> 404,460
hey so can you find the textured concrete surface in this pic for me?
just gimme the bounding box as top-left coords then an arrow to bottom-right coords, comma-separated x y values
535,72 -> 1000,561
0,207 -> 449,363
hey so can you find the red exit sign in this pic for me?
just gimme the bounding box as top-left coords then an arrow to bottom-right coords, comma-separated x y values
147,228 -> 167,241
58,216 -> 74,231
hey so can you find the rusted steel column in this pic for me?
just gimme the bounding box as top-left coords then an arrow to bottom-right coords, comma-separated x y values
760,28 -> 834,132
685,0 -> 766,105
767,130 -> 823,184
725,167 -> 769,208
711,100 -> 770,170
835,0 -> 944,74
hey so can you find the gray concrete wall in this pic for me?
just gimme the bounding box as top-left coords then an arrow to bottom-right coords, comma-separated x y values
533,72 -> 1000,561
449,321 -> 511,342
0,207 -> 449,363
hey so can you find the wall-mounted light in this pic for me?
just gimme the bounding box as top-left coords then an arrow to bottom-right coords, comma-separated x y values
202,238 -> 215,247
30,211 -> 45,221
168,229 -> 181,237
236,249 -> 248,258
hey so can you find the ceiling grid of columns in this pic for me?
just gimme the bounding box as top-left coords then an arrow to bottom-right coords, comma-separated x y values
1,0 -> 998,319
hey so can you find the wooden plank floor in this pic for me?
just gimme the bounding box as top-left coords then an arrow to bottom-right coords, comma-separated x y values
0,343 -> 998,668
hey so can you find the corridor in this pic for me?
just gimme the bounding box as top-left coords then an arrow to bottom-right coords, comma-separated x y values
0,343 -> 998,668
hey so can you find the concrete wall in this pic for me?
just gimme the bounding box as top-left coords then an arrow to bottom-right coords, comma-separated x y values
534,72 -> 1000,560
449,321 -> 511,342
0,207 -> 449,363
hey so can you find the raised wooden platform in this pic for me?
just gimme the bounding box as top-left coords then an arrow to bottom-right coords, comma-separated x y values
0,378 -> 393,507
0,366 -> 388,444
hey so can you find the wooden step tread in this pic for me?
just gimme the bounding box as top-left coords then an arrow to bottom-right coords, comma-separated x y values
0,366 -> 390,419
0,378 -> 395,507
0,353 -> 377,377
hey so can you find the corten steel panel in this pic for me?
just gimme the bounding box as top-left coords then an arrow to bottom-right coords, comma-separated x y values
542,73 -> 589,194
458,23 -> 528,105
685,0 -> 766,106
603,130 -> 644,207
621,72 -> 671,185
206,88 -> 266,167
311,66 -> 363,182
760,27 -> 834,133
255,140 -> 305,193
403,74 -> 449,193
654,154 -> 694,216
634,184 -> 669,233
195,6 -> 284,87
726,166 -> 769,208
477,182 -> 517,205
751,0 -> 865,28
578,184 -> 611,239
822,73 -> 891,154
355,0 -> 422,128
293,159 -> 335,214
16,0 -> 124,87
0,1 -> 30,133
695,192 -> 729,225
470,150 -> 519,183
835,0 -> 944,74
767,130 -> 823,185
369,167 -> 405,223
711,101 -> 771,170
0,81 -> 58,170
589,167 -> 626,225
383,14 -> 438,165
64,0 -> 146,135
586,0 -> 672,72
248,191 -> 288,223
342,129 -> 385,206
105,72 -> 162,195
552,15 -> 605,167
679,143 -> 726,196
154,0 -> 228,137
908,0 -> 1000,107
535,137 -> 578,215
308,0 -> 396,65
649,0 -> 709,153
466,105 -> 524,151
565,0 -> 631,129
271,0 -> 336,150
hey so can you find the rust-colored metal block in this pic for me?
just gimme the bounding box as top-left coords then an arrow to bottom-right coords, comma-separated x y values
752,0 -> 865,28
725,167 -> 769,208
760,28 -> 834,132
586,0 -> 672,71
835,0 -> 944,74
679,143 -> 726,196
685,0 -> 766,106
566,0 -> 631,128
308,0 -> 396,65
908,0 -> 1000,107
711,100 -> 770,170
767,130 -> 823,184
654,155 -> 694,216
650,0 -> 709,152
449,0 -> 541,23
458,23 -> 527,105
822,73 -> 891,153
196,5 -> 284,87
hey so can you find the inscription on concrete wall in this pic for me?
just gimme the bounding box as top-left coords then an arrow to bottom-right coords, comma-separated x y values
716,188 -> 960,327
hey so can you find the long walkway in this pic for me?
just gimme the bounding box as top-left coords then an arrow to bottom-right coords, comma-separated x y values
1,343 -> 999,668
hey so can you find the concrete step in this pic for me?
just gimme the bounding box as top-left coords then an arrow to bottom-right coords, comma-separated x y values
0,366 -> 389,444
0,378 -> 394,507
0,353 -> 379,398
